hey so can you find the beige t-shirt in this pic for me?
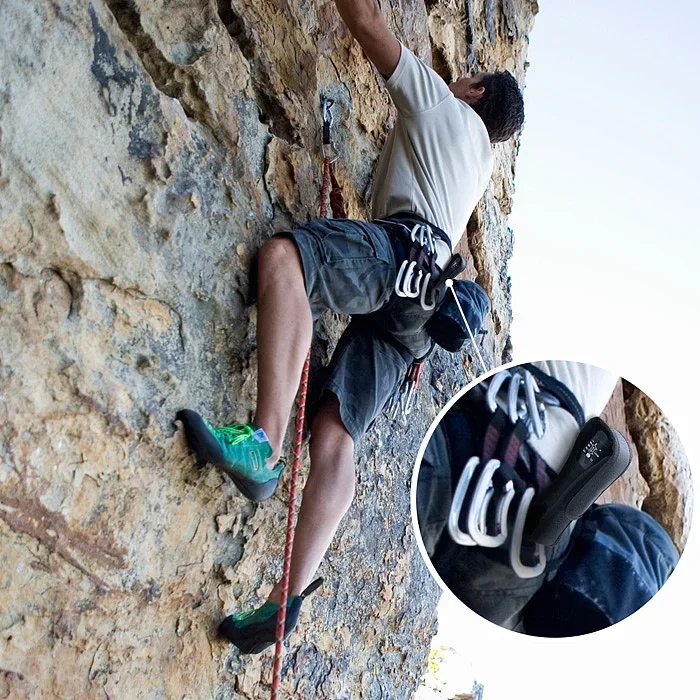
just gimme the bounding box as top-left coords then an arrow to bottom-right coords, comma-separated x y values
528,361 -> 619,473
371,45 -> 494,267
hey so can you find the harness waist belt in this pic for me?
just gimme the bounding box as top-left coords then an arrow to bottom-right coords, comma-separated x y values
373,212 -> 460,312
372,211 -> 452,253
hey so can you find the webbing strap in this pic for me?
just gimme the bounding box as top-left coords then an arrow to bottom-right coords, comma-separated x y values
482,408 -> 552,492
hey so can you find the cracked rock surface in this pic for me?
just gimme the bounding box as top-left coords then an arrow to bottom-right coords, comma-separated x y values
0,1 -> 537,697
599,380 -> 692,553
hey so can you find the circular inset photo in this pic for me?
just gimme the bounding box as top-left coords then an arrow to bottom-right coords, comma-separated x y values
412,360 -> 692,637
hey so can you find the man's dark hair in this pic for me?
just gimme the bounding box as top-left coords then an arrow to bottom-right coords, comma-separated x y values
471,71 -> 524,143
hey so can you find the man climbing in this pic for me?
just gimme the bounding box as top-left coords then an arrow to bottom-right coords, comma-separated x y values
177,0 -> 524,652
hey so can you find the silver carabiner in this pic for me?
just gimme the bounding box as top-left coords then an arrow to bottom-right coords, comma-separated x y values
322,98 -> 334,129
509,487 -> 546,579
486,370 -> 511,412
466,460 -> 513,548
400,380 -> 412,415
321,98 -> 336,160
401,261 -> 421,298
425,226 -> 436,255
419,271 -> 436,311
479,487 -> 493,533
395,260 -> 410,297
476,482 -> 515,546
507,371 -> 522,424
523,371 -> 545,439
448,456 -> 481,546
487,369 -> 550,440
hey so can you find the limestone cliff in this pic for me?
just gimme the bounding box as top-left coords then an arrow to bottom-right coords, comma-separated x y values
0,1 -> 537,697
599,380 -> 692,553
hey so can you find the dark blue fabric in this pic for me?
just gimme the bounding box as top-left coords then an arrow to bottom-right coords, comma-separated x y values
522,503 -> 679,636
287,217 -> 424,441
287,218 -> 396,318
426,280 -> 491,352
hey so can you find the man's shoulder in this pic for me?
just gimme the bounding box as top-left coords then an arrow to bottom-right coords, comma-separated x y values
385,44 -> 453,116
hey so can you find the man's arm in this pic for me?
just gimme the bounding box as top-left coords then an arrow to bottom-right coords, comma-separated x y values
333,0 -> 401,79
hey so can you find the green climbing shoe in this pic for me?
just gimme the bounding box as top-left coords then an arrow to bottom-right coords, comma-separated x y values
176,409 -> 284,502
219,578 -> 323,654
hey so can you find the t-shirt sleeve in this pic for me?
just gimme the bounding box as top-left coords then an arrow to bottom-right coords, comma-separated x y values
384,44 -> 452,116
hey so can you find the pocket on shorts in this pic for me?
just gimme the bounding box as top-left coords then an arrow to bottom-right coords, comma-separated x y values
318,219 -> 393,267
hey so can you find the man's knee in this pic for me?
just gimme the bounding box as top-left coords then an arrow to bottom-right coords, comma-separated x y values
310,396 -> 354,446
310,396 -> 355,462
309,397 -> 356,512
258,236 -> 303,285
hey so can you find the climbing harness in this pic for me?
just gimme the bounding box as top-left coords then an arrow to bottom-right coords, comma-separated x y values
375,216 -> 462,313
376,209 -> 492,421
394,223 -> 439,309
385,265 -> 491,420
446,366 -> 632,579
270,97 -> 346,699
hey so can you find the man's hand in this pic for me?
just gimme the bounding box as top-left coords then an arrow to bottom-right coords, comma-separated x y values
333,0 -> 401,79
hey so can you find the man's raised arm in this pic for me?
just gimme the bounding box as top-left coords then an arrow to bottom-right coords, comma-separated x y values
333,0 -> 401,79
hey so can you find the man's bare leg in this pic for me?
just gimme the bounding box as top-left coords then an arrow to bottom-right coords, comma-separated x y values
267,396 -> 355,603
254,236 -> 313,463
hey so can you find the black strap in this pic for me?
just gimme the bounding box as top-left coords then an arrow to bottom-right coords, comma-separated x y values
374,211 -> 453,251
300,577 -> 324,599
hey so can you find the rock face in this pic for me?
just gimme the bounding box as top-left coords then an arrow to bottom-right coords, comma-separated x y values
599,380 -> 649,510
623,382 -> 693,553
599,380 -> 692,553
0,1 -> 536,698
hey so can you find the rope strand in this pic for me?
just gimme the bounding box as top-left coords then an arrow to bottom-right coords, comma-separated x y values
271,152 -> 344,698
270,352 -> 310,698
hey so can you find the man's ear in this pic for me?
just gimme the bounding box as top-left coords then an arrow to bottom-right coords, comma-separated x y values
468,85 -> 486,101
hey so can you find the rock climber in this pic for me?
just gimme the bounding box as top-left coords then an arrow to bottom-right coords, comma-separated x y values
416,361 -> 679,635
177,0 -> 525,652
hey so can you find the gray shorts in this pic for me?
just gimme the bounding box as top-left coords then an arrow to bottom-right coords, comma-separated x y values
284,218 -> 434,444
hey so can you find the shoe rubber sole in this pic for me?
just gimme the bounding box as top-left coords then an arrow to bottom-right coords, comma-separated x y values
219,599 -> 301,655
176,409 -> 279,502
526,417 -> 632,546
218,579 -> 322,655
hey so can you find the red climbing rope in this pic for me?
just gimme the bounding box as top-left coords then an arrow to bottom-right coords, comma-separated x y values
326,159 -> 347,220
271,121 -> 346,697
270,351 -> 309,699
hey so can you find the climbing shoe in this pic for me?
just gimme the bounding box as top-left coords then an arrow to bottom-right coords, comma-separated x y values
219,578 -> 323,655
176,409 -> 284,502
526,417 -> 632,546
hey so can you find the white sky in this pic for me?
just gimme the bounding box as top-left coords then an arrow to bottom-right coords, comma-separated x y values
433,1 -> 700,698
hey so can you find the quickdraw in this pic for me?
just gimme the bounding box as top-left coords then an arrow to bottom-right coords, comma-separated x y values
388,359 -> 424,420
